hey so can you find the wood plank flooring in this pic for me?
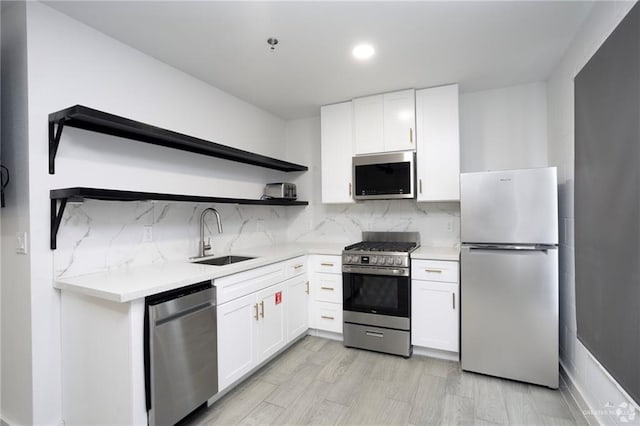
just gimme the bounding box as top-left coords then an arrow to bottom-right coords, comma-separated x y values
183,336 -> 590,426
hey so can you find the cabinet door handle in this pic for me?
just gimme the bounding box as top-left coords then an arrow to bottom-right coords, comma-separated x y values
425,268 -> 443,273
409,128 -> 413,143
349,182 -> 352,196
320,286 -> 334,291
419,178 -> 423,194
260,300 -> 265,318
453,293 -> 456,310
321,262 -> 334,267
321,315 -> 335,320
254,303 -> 259,321
294,264 -> 304,269
305,281 -> 309,294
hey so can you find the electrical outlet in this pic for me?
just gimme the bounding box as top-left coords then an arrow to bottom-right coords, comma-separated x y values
256,219 -> 265,232
16,231 -> 27,254
143,225 -> 153,242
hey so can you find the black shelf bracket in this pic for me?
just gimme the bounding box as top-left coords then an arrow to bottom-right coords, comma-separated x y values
50,197 -> 68,249
49,118 -> 65,174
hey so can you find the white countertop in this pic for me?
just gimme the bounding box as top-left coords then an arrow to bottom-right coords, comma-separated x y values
411,246 -> 460,261
54,242 -> 344,303
55,242 -> 458,303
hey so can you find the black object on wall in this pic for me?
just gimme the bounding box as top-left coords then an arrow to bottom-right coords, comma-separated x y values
0,165 -> 8,208
575,2 -> 640,404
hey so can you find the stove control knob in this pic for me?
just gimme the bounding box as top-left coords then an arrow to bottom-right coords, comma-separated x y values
384,256 -> 392,265
394,257 -> 403,266
371,256 -> 378,264
351,255 -> 359,264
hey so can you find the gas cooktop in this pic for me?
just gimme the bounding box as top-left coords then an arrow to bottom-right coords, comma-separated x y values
342,232 -> 420,268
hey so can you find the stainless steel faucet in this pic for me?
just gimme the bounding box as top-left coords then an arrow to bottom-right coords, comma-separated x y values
199,208 -> 223,258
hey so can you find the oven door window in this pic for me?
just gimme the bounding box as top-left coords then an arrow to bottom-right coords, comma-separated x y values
343,272 -> 409,317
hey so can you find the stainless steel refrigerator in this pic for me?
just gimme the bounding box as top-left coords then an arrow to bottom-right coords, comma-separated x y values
460,167 -> 559,388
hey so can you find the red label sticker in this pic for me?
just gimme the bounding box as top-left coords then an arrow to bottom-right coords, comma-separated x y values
275,291 -> 282,305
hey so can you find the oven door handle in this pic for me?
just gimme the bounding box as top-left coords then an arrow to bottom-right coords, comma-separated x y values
342,265 -> 409,277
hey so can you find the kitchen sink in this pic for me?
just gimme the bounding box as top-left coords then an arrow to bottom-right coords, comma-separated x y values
193,255 -> 256,266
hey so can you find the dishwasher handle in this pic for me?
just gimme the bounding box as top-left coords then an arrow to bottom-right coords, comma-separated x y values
147,282 -> 215,323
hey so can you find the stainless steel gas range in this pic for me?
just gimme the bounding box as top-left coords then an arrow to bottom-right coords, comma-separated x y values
342,232 -> 420,358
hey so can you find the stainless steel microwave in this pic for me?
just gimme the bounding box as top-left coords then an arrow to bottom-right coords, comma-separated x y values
352,152 -> 416,200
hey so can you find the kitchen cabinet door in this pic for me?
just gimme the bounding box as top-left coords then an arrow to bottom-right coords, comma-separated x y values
411,280 -> 459,352
416,84 -> 460,202
384,89 -> 416,152
256,283 -> 287,362
321,102 -> 355,203
286,275 -> 309,341
353,94 -> 384,154
217,292 -> 259,391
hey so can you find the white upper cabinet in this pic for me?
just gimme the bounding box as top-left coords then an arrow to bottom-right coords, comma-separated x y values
416,84 -> 460,202
383,90 -> 416,152
353,89 -> 415,155
320,102 -> 356,204
353,94 -> 385,154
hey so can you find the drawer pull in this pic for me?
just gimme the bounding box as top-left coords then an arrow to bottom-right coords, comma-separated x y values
254,303 -> 259,321
320,286 -> 335,291
321,315 -> 335,320
425,268 -> 443,273
409,128 -> 413,143
321,262 -> 335,267
294,264 -> 304,269
366,331 -> 384,338
260,301 -> 265,318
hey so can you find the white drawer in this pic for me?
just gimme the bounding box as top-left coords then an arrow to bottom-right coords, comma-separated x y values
309,255 -> 342,274
310,272 -> 342,303
311,301 -> 343,333
412,259 -> 459,283
215,263 -> 286,304
285,255 -> 307,278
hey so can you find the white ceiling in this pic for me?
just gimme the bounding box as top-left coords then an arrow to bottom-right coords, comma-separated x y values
45,1 -> 594,119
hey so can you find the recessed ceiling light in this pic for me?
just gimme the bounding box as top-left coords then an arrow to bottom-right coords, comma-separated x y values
352,44 -> 375,60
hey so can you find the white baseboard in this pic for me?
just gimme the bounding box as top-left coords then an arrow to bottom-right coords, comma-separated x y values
307,328 -> 343,341
560,362 -> 600,426
412,345 -> 459,361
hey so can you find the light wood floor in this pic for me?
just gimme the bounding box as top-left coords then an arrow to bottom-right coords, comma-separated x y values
184,336 -> 589,426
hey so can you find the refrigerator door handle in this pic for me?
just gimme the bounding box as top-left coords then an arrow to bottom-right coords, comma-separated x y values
466,244 -> 554,252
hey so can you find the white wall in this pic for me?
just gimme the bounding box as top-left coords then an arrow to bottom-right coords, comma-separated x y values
7,2 -> 296,424
547,2 -> 639,424
460,82 -> 548,172
1,2 -> 34,425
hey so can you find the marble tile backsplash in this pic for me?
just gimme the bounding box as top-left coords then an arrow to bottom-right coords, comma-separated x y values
54,198 -> 460,278
287,199 -> 460,247
54,200 -> 290,277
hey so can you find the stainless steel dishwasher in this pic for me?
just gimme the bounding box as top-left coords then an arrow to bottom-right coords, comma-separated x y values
144,281 -> 217,426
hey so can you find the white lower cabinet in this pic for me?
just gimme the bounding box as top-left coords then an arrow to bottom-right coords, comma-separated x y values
311,300 -> 343,333
217,292 -> 259,391
286,275 -> 309,341
411,259 -> 460,353
217,257 -> 310,392
256,282 -> 287,362
308,255 -> 343,333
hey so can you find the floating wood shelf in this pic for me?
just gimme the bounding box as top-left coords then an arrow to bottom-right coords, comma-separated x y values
48,105 -> 308,174
50,187 -> 308,249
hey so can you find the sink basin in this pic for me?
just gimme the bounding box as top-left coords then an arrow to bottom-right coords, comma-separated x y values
193,255 -> 256,266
